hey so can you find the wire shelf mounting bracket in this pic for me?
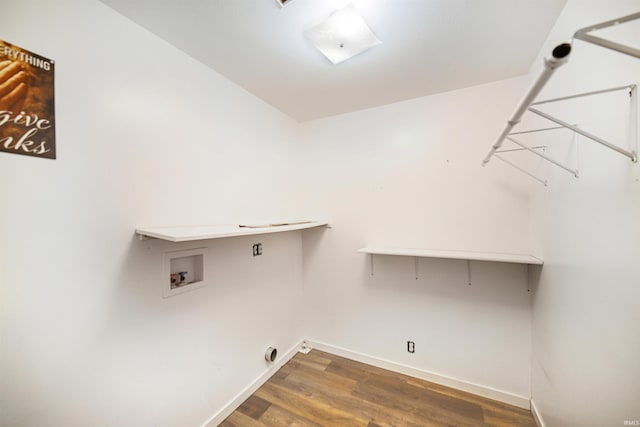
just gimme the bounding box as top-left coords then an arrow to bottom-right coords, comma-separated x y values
482,12 -> 640,185
573,12 -> 640,59
529,84 -> 637,162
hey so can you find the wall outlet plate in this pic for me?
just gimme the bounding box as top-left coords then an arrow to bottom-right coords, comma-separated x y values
253,243 -> 263,256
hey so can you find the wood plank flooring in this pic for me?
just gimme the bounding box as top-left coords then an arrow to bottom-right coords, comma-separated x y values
220,350 -> 535,427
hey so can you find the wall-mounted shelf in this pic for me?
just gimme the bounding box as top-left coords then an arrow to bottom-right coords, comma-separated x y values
136,221 -> 329,242
358,247 -> 542,290
357,247 -> 543,265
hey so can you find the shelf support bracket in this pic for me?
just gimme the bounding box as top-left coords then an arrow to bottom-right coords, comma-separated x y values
496,145 -> 546,154
484,12 -> 640,183
631,85 -> 638,162
506,136 -> 579,177
494,154 -> 548,186
370,254 -> 374,276
573,12 -> 640,59
482,43 -> 571,167
509,126 -> 565,136
414,257 -> 419,280
490,83 -> 638,185
528,84 -> 638,167
467,260 -> 472,286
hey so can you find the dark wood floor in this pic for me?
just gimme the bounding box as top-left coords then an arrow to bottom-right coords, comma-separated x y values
220,349 -> 536,427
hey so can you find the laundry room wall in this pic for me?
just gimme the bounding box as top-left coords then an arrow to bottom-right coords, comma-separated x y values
300,75 -> 537,405
527,1 -> 640,426
0,1 -> 306,426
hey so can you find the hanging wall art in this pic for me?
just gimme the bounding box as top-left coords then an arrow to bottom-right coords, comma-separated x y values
0,40 -> 55,159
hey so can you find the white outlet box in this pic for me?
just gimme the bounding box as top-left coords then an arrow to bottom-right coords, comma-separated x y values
163,247 -> 208,298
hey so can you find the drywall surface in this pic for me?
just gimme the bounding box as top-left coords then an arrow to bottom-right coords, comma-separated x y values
300,77 -> 537,401
0,1 -> 305,426
528,1 -> 640,426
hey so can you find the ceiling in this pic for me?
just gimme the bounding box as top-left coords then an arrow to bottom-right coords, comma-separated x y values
99,0 -> 567,122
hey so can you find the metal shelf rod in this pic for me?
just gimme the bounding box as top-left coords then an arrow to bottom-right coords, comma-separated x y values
573,12 -> 640,59
509,126 -> 565,135
531,84 -> 635,106
506,136 -> 578,177
497,145 -> 546,153
482,43 -> 571,166
494,154 -> 547,186
528,106 -> 637,162
630,84 -> 638,162
484,12 -> 640,185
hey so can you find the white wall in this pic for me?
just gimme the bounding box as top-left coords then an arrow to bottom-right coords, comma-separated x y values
0,1 -> 306,426
300,76 -> 538,402
528,2 -> 640,426
3,1 -> 638,426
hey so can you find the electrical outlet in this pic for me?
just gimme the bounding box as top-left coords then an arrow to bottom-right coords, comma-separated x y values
252,243 -> 263,256
407,341 -> 415,353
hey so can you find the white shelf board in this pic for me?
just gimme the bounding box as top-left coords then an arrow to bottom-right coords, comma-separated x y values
136,221 -> 328,242
357,247 -> 543,265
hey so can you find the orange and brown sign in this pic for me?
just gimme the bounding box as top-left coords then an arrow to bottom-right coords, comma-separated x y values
0,40 -> 55,159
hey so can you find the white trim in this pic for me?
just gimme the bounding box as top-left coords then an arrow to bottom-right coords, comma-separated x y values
531,399 -> 546,427
200,340 -> 304,427
306,340 -> 531,410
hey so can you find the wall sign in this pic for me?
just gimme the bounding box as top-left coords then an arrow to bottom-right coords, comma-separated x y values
0,40 -> 55,159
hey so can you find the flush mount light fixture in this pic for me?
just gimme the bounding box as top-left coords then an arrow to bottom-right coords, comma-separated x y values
275,0 -> 295,7
304,3 -> 382,65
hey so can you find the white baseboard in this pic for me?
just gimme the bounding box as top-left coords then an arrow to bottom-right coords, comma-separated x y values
201,340 -> 304,427
531,399 -> 546,427
306,340 -> 531,410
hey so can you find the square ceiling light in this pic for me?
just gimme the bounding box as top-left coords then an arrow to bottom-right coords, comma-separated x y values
275,0 -> 294,7
305,3 -> 382,65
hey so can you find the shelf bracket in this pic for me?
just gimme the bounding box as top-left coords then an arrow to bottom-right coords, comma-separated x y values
509,126 -> 565,136
494,154 -> 548,186
573,12 -> 640,59
484,13 -> 640,184
467,260 -> 472,286
528,84 -> 638,163
496,145 -> 546,154
414,257 -> 419,280
482,43 -> 571,167
491,83 -> 638,185
370,254 -> 374,276
631,84 -> 638,163
506,136 -> 579,178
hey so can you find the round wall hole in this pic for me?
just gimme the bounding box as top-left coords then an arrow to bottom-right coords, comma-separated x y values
265,347 -> 277,362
